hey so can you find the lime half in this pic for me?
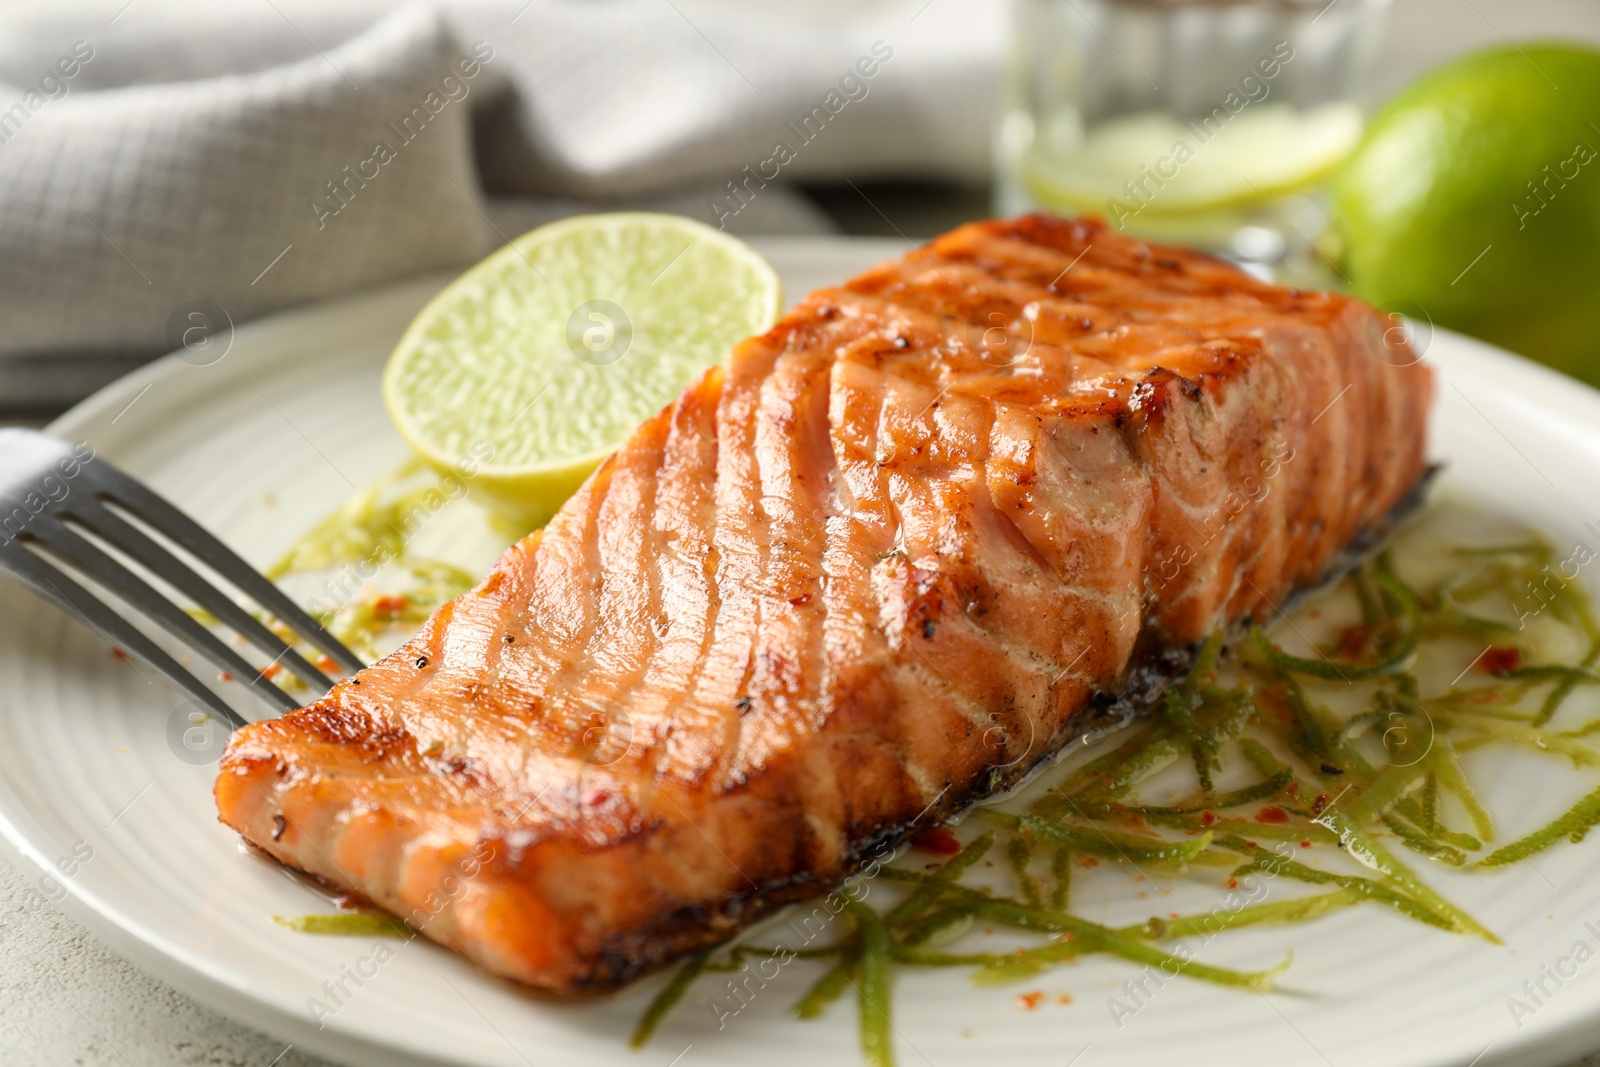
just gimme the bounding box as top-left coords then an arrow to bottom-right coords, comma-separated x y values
1026,103 -> 1363,219
384,213 -> 782,530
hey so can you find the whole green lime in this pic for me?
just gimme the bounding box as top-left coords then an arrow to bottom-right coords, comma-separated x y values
1331,44 -> 1600,383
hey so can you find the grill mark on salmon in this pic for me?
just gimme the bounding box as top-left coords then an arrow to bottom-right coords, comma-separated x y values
216,215 -> 1434,993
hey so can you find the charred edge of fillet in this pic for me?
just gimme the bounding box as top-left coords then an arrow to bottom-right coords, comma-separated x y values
1093,462 -> 1438,733
563,469 -> 1438,993
570,870 -> 842,994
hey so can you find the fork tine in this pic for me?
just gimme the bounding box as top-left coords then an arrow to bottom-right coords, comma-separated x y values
0,543 -> 248,730
62,498 -> 340,694
85,464 -> 366,674
25,517 -> 302,714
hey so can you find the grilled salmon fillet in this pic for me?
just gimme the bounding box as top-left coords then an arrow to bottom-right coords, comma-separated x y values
216,214 -> 1432,993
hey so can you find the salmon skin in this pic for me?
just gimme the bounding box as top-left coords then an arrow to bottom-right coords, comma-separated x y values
216,215 -> 1433,993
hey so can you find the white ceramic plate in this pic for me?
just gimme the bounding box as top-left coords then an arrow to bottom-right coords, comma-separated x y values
6,237 -> 1600,1067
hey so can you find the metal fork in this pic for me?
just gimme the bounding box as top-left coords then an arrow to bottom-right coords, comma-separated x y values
0,429 -> 365,729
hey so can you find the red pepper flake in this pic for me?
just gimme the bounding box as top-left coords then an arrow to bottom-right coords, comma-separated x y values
1336,624 -> 1377,659
111,648 -> 129,661
1285,781 -> 1301,797
373,595 -> 408,617
1254,806 -> 1290,824
1227,878 -> 1239,889
316,655 -> 338,672
583,789 -> 611,806
1481,645 -> 1523,677
261,663 -> 283,680
1311,793 -> 1331,816
788,593 -> 813,606
1200,811 -> 1218,827
1057,993 -> 1074,1004
1016,991 -> 1044,1011
218,671 -> 234,683
1300,840 -> 1312,848
1080,856 -> 1101,868
911,826 -> 962,855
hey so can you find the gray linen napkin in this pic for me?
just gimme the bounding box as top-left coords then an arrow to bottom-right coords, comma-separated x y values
0,0 -> 1002,410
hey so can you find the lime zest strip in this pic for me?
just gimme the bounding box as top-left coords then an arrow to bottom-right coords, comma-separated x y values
1480,783 -> 1600,868
1314,808 -> 1499,943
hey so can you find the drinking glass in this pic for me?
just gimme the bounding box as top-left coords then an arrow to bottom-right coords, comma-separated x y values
997,0 -> 1392,285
